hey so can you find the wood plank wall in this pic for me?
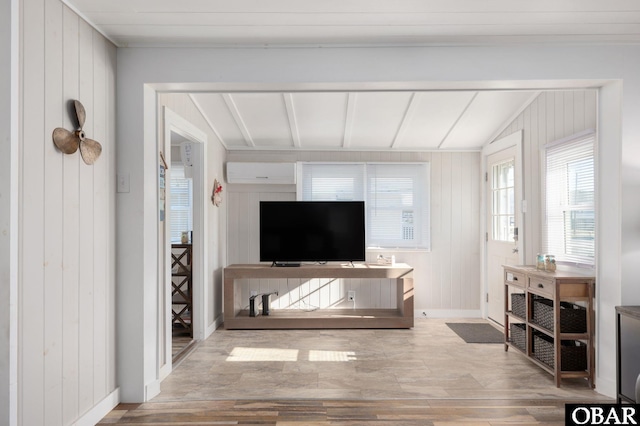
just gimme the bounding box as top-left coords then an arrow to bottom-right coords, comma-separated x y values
0,0 -> 12,420
19,1 -> 117,424
226,151 -> 481,313
494,90 -> 597,264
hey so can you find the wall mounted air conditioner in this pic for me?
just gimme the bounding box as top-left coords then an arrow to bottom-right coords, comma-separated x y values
226,162 -> 297,184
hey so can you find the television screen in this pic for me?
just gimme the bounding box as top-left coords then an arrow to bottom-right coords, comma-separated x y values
260,201 -> 365,264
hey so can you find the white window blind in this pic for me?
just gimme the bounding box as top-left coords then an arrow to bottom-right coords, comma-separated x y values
299,163 -> 365,201
543,132 -> 595,266
170,163 -> 193,244
298,162 -> 429,249
367,164 -> 429,248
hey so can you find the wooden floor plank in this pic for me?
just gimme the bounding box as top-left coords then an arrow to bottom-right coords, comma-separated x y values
99,320 -> 612,424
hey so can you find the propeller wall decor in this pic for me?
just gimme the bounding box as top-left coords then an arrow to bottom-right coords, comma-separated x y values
52,100 -> 102,165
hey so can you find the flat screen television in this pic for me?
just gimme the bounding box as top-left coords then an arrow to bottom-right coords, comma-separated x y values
260,201 -> 365,265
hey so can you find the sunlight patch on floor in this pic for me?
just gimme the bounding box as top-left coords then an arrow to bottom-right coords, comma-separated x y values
226,347 -> 356,362
227,347 -> 299,362
308,350 -> 356,362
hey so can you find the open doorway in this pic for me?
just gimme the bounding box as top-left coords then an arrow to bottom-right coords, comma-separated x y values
160,107 -> 208,379
169,136 -> 195,360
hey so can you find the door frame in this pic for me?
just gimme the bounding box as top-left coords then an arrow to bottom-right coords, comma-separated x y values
160,107 -> 208,380
481,129 -> 524,320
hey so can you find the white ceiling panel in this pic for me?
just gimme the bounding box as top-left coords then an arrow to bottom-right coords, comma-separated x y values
229,94 -> 293,148
440,91 -> 536,149
397,91 -> 477,149
190,94 -> 248,149
348,92 -> 414,149
292,93 -> 348,149
189,90 -> 543,152
69,0 -> 640,47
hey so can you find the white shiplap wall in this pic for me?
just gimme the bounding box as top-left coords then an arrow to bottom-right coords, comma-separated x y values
494,90 -> 597,263
1,0 -> 13,421
18,1 -> 117,425
226,150 -> 481,314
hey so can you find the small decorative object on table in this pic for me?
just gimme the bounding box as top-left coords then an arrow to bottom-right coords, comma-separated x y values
545,254 -> 556,272
536,253 -> 545,270
376,254 -> 395,265
211,179 -> 223,207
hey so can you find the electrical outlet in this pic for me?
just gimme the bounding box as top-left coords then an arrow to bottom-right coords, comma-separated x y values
347,291 -> 355,302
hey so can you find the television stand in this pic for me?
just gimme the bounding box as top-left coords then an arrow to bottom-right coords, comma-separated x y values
223,263 -> 414,329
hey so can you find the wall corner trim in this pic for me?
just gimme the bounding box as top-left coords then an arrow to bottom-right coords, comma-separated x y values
72,388 -> 119,426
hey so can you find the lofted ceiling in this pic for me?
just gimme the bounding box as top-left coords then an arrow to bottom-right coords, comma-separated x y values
65,0 -> 633,151
189,91 -> 538,151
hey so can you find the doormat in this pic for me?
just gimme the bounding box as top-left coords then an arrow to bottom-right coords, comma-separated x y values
446,322 -> 504,344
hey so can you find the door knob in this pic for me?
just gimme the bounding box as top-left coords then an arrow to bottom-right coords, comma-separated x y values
512,248 -> 519,253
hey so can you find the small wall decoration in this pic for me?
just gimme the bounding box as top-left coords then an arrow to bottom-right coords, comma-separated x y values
159,152 -> 167,221
211,179 -> 223,207
52,99 -> 102,165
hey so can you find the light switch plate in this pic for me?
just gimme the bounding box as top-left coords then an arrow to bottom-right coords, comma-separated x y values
117,173 -> 130,193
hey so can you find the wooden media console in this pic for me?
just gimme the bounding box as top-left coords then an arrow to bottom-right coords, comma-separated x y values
223,263 -> 414,329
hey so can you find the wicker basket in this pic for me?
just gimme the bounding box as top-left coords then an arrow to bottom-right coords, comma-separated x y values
510,323 -> 526,351
532,332 -> 587,371
511,293 -> 526,319
532,296 -> 587,333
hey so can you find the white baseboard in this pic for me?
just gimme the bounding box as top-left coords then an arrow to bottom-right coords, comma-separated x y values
206,315 -> 224,338
415,309 -> 482,319
594,375 -> 616,399
72,388 -> 119,426
145,380 -> 161,401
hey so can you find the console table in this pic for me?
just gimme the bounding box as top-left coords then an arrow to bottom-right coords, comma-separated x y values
503,265 -> 595,387
223,263 -> 414,329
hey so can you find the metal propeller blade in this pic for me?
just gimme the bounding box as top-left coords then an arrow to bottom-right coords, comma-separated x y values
52,127 -> 80,154
74,100 -> 86,129
79,138 -> 102,165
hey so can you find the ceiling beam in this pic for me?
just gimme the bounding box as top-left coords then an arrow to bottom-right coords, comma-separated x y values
283,93 -> 301,149
437,92 -> 478,150
189,94 -> 228,150
343,93 -> 357,148
391,92 -> 421,149
223,94 -> 255,148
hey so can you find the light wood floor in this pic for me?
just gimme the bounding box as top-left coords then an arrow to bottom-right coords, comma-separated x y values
99,319 -> 611,425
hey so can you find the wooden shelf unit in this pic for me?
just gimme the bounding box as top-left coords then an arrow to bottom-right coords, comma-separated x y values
223,263 -> 414,329
503,264 -> 595,387
171,244 -> 193,337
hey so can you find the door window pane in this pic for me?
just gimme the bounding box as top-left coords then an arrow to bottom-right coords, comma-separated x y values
491,159 -> 515,242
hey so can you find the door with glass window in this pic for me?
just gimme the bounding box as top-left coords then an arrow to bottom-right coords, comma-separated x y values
486,147 -> 521,324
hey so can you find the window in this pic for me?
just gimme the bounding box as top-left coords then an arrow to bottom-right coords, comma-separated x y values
170,163 -> 193,243
543,131 -> 595,266
298,162 -> 429,249
491,159 -> 515,242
